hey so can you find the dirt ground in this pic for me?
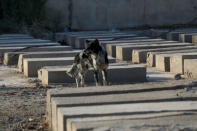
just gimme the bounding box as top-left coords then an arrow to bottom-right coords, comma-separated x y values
0,65 -> 49,131
0,65 -> 197,131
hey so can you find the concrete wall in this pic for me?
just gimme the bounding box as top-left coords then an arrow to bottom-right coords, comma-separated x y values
45,0 -> 197,30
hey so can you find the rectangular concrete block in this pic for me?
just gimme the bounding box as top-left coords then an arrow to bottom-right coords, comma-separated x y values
109,40 -> 176,58
68,112 -> 196,131
0,34 -> 31,37
155,51 -> 197,72
75,34 -> 136,49
46,80 -> 194,128
192,35 -> 197,46
50,88 -> 193,131
1,46 -> 72,65
167,31 -> 197,41
0,39 -> 51,44
4,50 -> 80,66
146,52 -> 157,67
179,33 -> 195,43
105,38 -> 163,57
184,59 -> 197,78
105,38 -> 166,57
41,66 -> 95,85
148,30 -> 169,39
132,46 -> 197,64
0,36 -> 33,40
87,36 -> 150,49
170,53 -> 197,74
66,32 -> 127,47
57,101 -> 197,131
0,47 -> 26,64
116,43 -> 193,61
167,32 -> 182,41
155,54 -> 172,72
146,48 -> 197,67
146,47 -> 197,67
23,56 -> 116,77
23,57 -> 74,77
0,42 -> 58,47
41,64 -> 146,85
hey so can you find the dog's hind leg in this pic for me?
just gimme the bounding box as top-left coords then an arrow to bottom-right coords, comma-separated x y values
93,70 -> 99,86
101,69 -> 108,86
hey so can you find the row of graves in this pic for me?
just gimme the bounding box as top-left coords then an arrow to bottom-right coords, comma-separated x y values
0,30 -> 197,131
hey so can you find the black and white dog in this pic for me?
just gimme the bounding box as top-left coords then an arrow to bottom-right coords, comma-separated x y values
66,39 -> 109,87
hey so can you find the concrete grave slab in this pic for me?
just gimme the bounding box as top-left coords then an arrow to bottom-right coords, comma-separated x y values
0,42 -> 58,47
86,36 -> 150,49
146,47 -> 197,67
50,89 -> 195,131
106,39 -> 175,57
170,52 -> 197,74
0,36 -> 33,40
46,80 -> 194,127
40,64 -> 146,85
167,31 -> 197,41
0,34 -> 31,37
23,57 -> 74,77
179,33 -> 197,43
116,43 -> 193,61
98,38 -> 164,47
179,33 -> 197,45
17,50 -> 80,69
0,46 -> 71,64
167,32 -> 184,41
184,59 -> 197,78
4,50 -> 80,66
74,34 -> 136,49
68,112 -> 197,131
23,56 -> 116,77
155,54 -> 173,72
132,46 -> 197,64
148,30 -> 169,39
155,51 -> 197,72
0,39 -> 51,44
57,101 -> 197,131
66,32 -> 127,46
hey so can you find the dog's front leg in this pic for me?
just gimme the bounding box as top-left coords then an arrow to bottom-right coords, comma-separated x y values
93,70 -> 99,86
80,75 -> 85,87
75,78 -> 80,88
102,69 -> 108,86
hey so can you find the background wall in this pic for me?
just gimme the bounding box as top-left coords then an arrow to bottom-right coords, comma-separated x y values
45,0 -> 197,30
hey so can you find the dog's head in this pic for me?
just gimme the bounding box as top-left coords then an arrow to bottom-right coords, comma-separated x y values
85,39 -> 102,55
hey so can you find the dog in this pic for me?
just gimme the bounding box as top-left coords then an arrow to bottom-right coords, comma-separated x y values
66,51 -> 92,87
67,39 -> 109,87
84,39 -> 109,86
